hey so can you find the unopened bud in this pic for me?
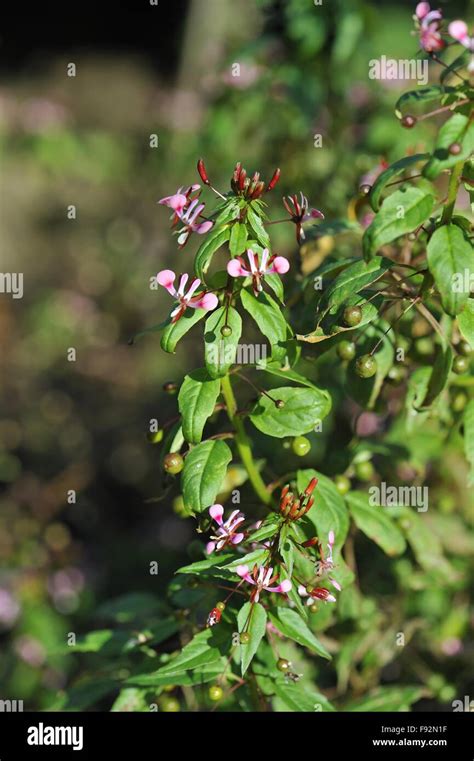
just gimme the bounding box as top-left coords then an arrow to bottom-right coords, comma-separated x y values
197,158 -> 210,185
267,167 -> 281,192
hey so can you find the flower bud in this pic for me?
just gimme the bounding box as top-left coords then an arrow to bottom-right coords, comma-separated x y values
197,158 -> 210,185
267,168 -> 281,192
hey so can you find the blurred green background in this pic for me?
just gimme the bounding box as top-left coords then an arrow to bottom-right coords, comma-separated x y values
0,0 -> 472,710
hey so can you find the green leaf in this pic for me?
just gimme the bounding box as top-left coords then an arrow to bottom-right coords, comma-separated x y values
423,113 -> 474,180
238,602 -> 267,675
249,386 -> 331,438
256,361 -> 320,389
440,52 -> 469,83
322,257 -> 393,312
394,85 -> 456,119
369,154 -> 429,211
345,686 -> 425,712
176,553 -> 234,574
405,367 -> 431,431
160,308 -> 208,354
247,206 -> 270,247
178,369 -> 221,444
128,318 -> 169,345
458,300 -> 474,346
181,440 -> 232,513
229,222 -> 248,255
269,607 -> 331,659
218,548 -> 269,572
296,469 -> 350,548
204,306 -> 242,378
346,491 -> 406,556
111,688 -> 148,712
273,679 -> 335,712
149,627 -> 228,676
240,288 -> 290,362
396,508 -> 456,579
247,515 -> 281,543
129,661 -> 227,688
194,226 -> 231,282
265,273 -> 285,303
464,399 -> 474,486
420,343 -> 453,409
427,224 -> 473,316
363,187 -> 434,261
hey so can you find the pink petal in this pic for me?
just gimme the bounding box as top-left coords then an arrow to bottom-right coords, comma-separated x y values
328,530 -> 335,546
231,532 -> 244,545
326,594 -> 337,603
236,564 -> 249,578
227,259 -> 247,278
415,1 -> 430,19
298,584 -> 308,596
449,20 -> 468,42
279,579 -> 292,593
206,541 -> 216,554
309,208 -> 325,219
209,504 -> 224,525
157,269 -> 177,296
330,579 -> 342,592
189,292 -> 218,312
271,256 -> 290,275
158,193 -> 187,212
192,220 -> 214,235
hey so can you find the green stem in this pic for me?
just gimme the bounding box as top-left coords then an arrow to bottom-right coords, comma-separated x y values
220,374 -> 271,505
441,160 -> 464,225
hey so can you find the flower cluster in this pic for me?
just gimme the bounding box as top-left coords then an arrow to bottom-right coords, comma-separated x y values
156,271 -> 218,322
279,477 -> 318,520
159,184 -> 213,247
230,162 -> 281,199
227,248 -> 290,296
414,3 -> 445,53
236,564 -> 292,603
206,505 -> 245,554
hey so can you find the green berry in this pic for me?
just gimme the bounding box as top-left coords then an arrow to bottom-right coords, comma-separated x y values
277,658 -> 290,672
163,381 -> 178,394
147,429 -> 164,444
355,460 -> 375,481
451,391 -> 468,412
355,354 -> 377,378
452,355 -> 469,375
458,341 -> 472,357
208,685 -> 224,702
216,601 -> 226,611
415,337 -> 434,356
337,340 -> 356,361
334,474 -> 351,496
292,436 -> 311,456
163,452 -> 184,474
387,365 -> 406,384
309,603 -> 319,614
220,325 -> 232,337
343,305 -> 362,327
240,632 -> 251,644
159,696 -> 180,712
275,399 -> 285,409
359,184 -> 371,196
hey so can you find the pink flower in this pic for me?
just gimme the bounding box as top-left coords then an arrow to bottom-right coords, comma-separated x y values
157,270 -> 218,322
449,21 -> 474,70
236,564 -> 292,603
282,193 -> 324,244
227,247 -> 290,296
298,530 -> 342,604
206,505 -> 245,554
176,198 -> 214,247
414,3 -> 445,52
158,184 -> 200,214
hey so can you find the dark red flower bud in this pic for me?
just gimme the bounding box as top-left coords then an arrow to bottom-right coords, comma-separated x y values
310,587 -> 333,601
206,607 -> 222,627
304,477 -> 318,496
197,158 -> 210,185
302,537 -> 318,548
267,168 -> 281,192
238,168 -> 247,191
